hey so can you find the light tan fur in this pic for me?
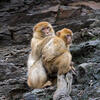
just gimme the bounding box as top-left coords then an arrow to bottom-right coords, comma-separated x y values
42,28 -> 73,75
27,59 -> 47,88
56,28 -> 73,50
27,21 -> 55,88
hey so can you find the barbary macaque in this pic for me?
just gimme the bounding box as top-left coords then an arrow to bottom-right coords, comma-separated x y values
27,21 -> 55,88
56,28 -> 73,50
42,28 -> 74,75
27,21 -> 55,70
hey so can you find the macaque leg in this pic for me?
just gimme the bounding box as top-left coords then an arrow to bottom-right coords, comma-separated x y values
42,78 -> 57,88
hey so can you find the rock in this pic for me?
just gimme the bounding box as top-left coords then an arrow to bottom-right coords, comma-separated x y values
71,39 -> 100,59
0,61 -> 29,100
23,92 -> 39,100
8,24 -> 33,44
24,0 -> 60,5
0,79 -> 29,100
0,63 -> 17,81
71,81 -> 100,100
54,20 -> 84,32
71,62 -> 100,99
89,27 -> 100,37
13,30 -> 31,44
89,97 -> 100,100
8,4 -> 59,26
23,86 -> 56,100
90,19 -> 100,28
77,63 -> 93,77
72,28 -> 95,43
11,0 -> 24,5
54,17 -> 95,32
76,62 -> 100,84
57,6 -> 80,19
69,1 -> 100,10
0,25 -> 11,45
0,0 -> 100,100
27,4 -> 59,16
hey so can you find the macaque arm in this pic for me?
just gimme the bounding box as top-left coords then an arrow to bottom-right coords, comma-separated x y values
37,36 -> 53,50
42,37 -> 66,61
30,37 -> 52,59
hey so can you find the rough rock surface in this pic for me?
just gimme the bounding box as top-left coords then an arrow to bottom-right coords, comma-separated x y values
0,0 -> 100,100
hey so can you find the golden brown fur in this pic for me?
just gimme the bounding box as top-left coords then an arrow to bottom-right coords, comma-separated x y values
27,21 -> 55,88
56,28 -> 73,50
42,28 -> 73,75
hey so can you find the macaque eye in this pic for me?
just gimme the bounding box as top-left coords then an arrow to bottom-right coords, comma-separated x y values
41,27 -> 45,31
41,27 -> 50,31
65,35 -> 69,38
67,35 -> 71,37
66,35 -> 72,38
46,27 -> 50,31
47,27 -> 50,29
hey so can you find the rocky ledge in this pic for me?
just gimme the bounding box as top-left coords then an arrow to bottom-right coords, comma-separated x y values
0,0 -> 100,100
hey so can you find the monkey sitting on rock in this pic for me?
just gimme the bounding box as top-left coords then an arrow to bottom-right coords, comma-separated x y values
27,21 -> 74,90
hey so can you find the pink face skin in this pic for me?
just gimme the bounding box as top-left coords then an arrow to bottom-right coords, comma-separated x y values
41,27 -> 51,36
66,35 -> 72,44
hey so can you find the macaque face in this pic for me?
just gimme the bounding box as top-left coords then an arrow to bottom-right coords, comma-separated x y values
33,22 -> 55,38
65,34 -> 72,44
56,28 -> 73,45
41,26 -> 52,37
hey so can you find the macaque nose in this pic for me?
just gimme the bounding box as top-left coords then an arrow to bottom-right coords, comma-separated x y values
45,29 -> 49,34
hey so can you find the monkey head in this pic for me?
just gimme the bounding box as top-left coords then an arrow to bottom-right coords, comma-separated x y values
33,21 -> 55,39
56,28 -> 73,45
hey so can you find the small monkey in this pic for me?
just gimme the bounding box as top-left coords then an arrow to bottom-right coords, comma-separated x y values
27,21 -> 55,88
42,28 -> 74,75
56,28 -> 73,50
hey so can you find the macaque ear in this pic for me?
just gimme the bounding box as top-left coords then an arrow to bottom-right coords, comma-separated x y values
56,31 -> 61,37
33,25 -> 38,32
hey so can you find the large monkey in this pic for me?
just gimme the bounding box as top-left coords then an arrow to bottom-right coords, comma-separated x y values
27,21 -> 55,70
27,22 -> 55,88
42,28 -> 74,75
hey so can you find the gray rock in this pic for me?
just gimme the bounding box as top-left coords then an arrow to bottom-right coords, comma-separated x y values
0,0 -> 100,100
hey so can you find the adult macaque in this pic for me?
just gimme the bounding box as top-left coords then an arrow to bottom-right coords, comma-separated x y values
42,28 -> 74,75
27,22 -> 55,88
27,21 -> 55,70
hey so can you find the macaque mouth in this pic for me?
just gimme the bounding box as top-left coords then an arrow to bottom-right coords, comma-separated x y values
45,32 -> 52,36
41,27 -> 51,36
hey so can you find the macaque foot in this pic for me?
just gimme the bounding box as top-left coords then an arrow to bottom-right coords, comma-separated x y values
42,81 -> 52,88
